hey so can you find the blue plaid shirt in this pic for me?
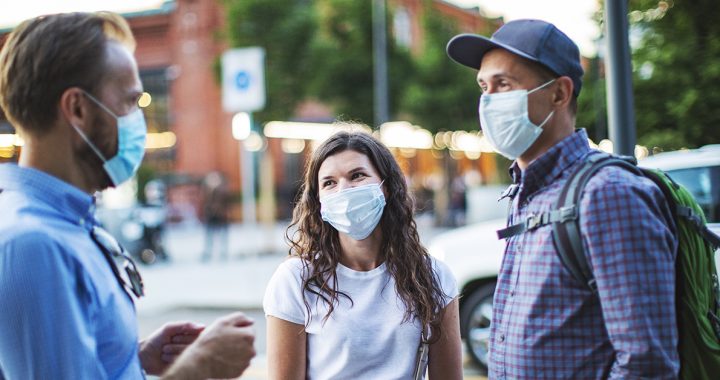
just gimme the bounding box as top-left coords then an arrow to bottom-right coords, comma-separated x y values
489,130 -> 679,379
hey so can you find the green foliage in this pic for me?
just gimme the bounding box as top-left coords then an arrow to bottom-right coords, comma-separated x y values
306,0 -> 414,125
221,0 -> 491,132
223,0 -> 316,124
135,164 -> 156,203
398,4 -> 485,133
628,0 -> 720,149
576,57 -> 608,143
304,0 -> 374,124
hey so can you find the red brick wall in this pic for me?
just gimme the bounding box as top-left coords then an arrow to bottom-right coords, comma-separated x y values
131,0 -> 241,193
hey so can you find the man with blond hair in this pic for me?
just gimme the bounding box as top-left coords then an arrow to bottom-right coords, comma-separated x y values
0,12 -> 255,379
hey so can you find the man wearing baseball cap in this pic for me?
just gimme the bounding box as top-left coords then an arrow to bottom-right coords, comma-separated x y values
447,20 -> 678,378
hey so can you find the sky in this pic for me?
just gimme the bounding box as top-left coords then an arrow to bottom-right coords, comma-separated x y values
452,0 -> 601,57
0,0 -> 165,28
0,0 -> 600,56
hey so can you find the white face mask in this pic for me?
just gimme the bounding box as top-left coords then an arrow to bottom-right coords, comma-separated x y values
479,79 -> 555,160
320,181 -> 386,241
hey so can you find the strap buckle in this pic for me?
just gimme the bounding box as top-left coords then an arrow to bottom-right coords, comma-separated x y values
558,206 -> 577,222
526,214 -> 542,230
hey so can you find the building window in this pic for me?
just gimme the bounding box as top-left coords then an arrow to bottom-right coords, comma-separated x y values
140,68 -> 171,133
140,68 -> 175,170
393,6 -> 413,49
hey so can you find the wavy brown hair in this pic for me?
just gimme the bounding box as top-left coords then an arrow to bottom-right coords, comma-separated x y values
287,131 -> 448,342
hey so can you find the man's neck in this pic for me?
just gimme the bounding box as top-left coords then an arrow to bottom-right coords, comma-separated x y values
18,132 -> 98,194
517,122 -> 575,170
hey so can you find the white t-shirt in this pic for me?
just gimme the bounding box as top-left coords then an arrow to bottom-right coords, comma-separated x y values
263,256 -> 458,380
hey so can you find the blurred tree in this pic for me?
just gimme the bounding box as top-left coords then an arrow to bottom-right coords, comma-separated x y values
223,0 -> 317,124
223,0 -> 413,127
576,55 -> 607,143
627,0 -> 720,150
399,3 -> 488,133
306,0 -> 413,126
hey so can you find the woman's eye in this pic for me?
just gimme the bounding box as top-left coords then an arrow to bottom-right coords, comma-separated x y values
352,173 -> 367,180
322,180 -> 334,188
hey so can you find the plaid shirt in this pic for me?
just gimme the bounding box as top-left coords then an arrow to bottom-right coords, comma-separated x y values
489,129 -> 679,379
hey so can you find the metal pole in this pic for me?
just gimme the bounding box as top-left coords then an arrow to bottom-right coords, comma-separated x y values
372,0 -> 389,127
240,114 -> 256,225
604,0 -> 636,156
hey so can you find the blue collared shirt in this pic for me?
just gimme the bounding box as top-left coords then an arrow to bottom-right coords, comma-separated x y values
489,130 -> 679,379
0,164 -> 142,379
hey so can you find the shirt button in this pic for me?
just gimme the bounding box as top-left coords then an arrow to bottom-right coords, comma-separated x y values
499,334 -> 505,343
510,290 -> 515,297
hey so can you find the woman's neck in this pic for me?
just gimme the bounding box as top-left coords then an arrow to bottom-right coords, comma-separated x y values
338,229 -> 383,271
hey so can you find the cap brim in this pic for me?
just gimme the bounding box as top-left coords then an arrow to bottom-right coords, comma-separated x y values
446,33 -> 540,70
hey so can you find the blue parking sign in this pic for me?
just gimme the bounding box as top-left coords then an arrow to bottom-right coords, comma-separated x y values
222,47 -> 266,112
235,71 -> 251,91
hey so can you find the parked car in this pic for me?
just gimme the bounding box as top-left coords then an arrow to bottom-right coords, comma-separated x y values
428,144 -> 720,370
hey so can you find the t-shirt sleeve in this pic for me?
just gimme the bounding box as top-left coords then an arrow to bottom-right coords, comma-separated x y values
263,258 -> 307,325
0,231 -> 107,379
431,256 -> 459,307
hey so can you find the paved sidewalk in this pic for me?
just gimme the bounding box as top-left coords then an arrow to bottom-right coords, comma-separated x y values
136,219 -> 449,314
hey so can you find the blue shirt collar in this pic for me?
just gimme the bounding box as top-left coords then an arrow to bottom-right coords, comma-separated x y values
0,164 -> 97,228
509,129 -> 591,198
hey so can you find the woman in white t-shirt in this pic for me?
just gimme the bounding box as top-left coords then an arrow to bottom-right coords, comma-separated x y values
263,131 -> 462,380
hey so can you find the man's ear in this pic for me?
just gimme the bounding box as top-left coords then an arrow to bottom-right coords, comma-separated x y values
58,87 -> 89,130
552,76 -> 574,108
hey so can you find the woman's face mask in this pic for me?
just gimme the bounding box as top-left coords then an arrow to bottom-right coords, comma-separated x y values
320,181 -> 386,240
478,79 -> 555,160
70,90 -> 147,186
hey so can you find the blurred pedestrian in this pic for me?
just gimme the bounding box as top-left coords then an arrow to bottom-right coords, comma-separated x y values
447,175 -> 467,227
0,12 -> 254,379
263,131 -> 463,379
201,171 -> 230,261
447,19 -> 678,378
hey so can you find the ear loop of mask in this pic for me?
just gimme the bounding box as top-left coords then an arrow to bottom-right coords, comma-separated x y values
529,79 -> 557,128
69,91 -> 111,164
528,78 -> 556,95
81,90 -> 120,119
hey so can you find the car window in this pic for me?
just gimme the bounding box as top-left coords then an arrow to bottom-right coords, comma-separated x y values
666,166 -> 720,223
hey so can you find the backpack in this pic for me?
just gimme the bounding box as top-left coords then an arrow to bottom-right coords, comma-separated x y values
497,152 -> 720,379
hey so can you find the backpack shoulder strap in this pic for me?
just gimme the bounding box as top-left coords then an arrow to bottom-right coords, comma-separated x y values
552,153 -> 642,293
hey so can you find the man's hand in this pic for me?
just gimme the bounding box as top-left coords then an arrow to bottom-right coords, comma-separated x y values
161,312 -> 256,380
139,322 -> 205,376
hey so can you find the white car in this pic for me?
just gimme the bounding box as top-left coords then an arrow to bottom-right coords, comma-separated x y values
428,144 -> 720,370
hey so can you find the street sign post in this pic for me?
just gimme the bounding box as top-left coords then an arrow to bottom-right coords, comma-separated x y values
222,47 -> 266,226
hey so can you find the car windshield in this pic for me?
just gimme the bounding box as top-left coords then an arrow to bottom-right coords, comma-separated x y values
666,165 -> 720,223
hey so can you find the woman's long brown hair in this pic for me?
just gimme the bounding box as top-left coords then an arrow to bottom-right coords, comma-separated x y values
286,131 -> 448,342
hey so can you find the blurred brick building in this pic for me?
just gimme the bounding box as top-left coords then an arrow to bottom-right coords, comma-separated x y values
0,0 -> 498,221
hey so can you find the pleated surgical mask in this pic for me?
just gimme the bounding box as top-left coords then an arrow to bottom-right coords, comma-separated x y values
320,181 -> 386,240
478,79 -> 555,160
70,90 -> 147,186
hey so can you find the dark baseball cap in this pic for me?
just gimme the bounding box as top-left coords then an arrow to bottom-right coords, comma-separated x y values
447,19 -> 584,97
